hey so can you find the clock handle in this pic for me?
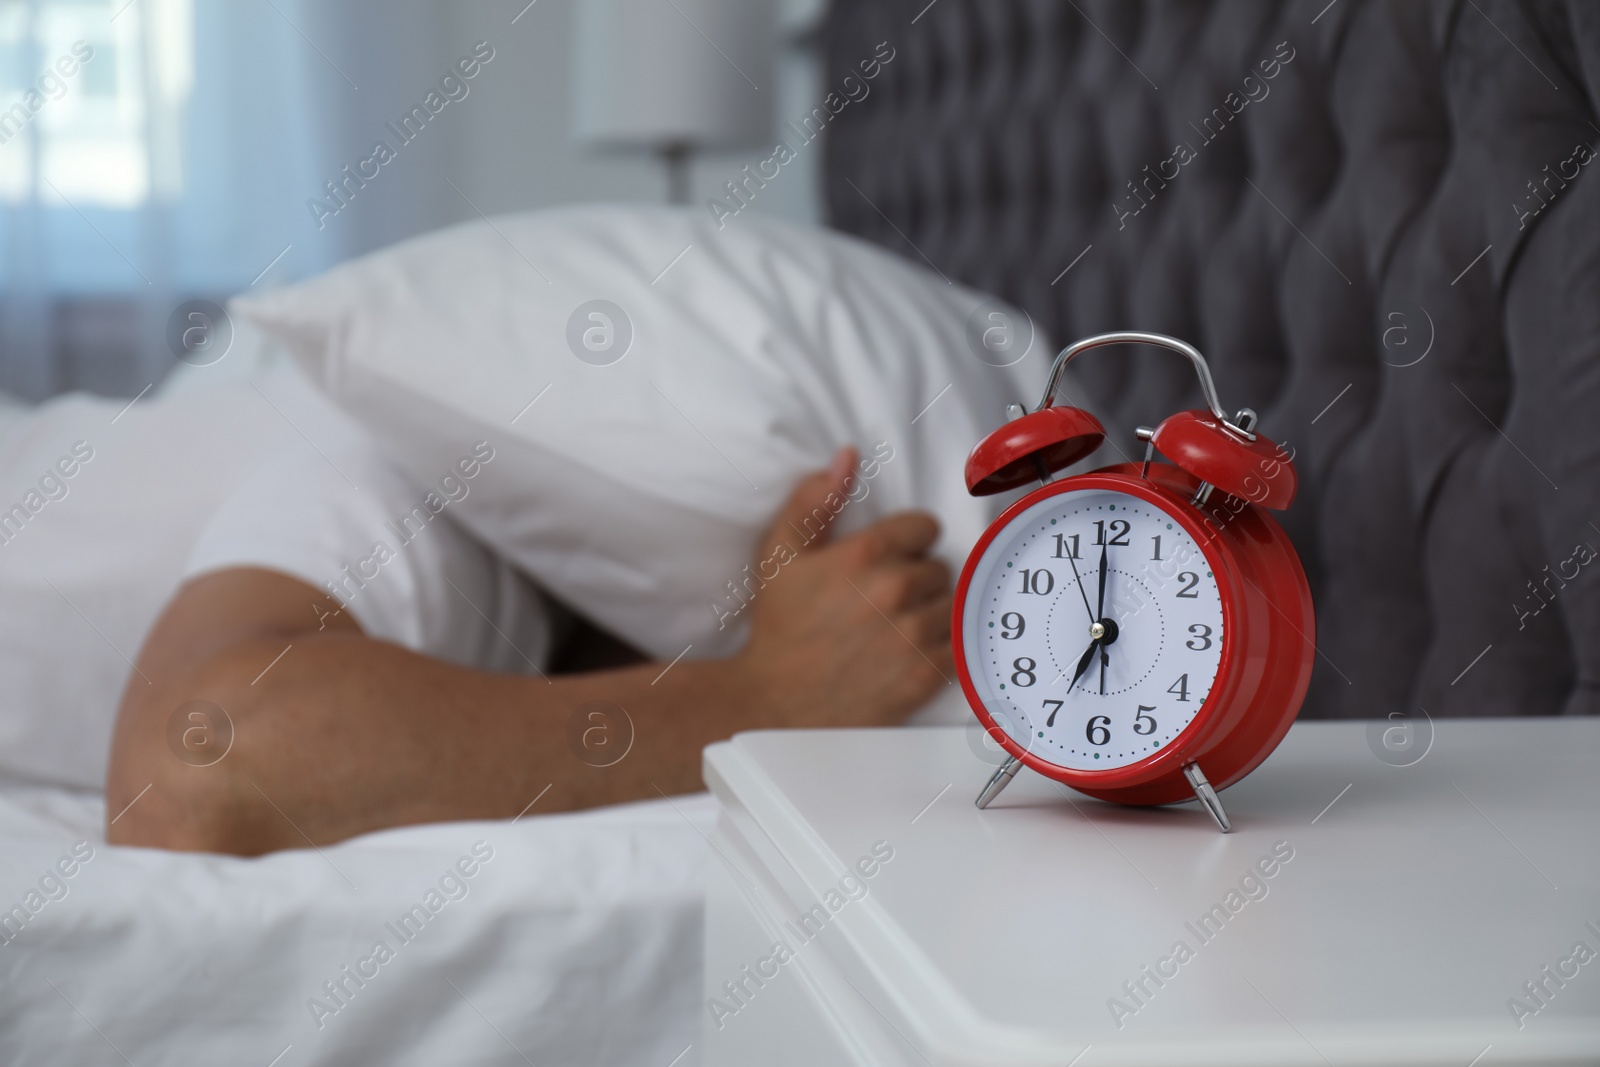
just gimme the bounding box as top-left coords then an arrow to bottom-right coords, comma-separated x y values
1183,762 -> 1232,833
1034,331 -> 1257,442
974,755 -> 1022,809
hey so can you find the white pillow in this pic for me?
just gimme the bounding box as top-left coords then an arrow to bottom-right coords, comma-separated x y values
0,386 -> 285,790
233,205 -> 1047,661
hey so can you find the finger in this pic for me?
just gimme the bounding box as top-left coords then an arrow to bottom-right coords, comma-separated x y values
865,558 -> 951,612
900,593 -> 955,650
847,509 -> 941,563
756,447 -> 857,561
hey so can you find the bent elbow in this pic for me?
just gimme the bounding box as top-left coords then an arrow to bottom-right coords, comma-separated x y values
104,761 -> 255,854
103,656 -> 275,855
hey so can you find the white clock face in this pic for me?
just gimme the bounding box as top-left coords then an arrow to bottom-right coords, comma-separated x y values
961,487 -> 1226,771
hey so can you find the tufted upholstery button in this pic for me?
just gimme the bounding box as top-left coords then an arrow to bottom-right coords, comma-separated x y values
822,0 -> 1600,718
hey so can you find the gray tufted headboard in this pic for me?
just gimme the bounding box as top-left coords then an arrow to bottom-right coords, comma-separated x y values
822,0 -> 1600,720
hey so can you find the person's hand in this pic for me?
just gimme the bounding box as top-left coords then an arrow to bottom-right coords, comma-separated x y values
735,447 -> 953,729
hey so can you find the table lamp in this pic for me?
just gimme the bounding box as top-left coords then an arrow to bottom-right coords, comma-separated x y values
572,0 -> 775,204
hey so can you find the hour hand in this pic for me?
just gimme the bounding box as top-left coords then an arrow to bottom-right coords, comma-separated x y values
1065,637 -> 1101,694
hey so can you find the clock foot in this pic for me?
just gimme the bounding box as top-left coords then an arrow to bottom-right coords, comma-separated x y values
1183,762 -> 1232,833
975,756 -> 1022,809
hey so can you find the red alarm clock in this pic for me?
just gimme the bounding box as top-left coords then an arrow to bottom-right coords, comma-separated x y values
953,332 -> 1314,832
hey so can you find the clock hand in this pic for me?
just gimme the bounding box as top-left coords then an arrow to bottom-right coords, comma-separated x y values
1096,541 -> 1109,621
1065,547 -> 1096,626
1064,636 -> 1101,694
1095,541 -> 1110,692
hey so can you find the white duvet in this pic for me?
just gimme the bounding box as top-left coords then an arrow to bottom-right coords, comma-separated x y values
0,778 -> 713,1066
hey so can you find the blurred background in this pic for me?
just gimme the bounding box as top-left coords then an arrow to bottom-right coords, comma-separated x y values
0,0 -> 813,400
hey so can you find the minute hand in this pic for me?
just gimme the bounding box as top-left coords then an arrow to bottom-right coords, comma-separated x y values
1097,541 -> 1110,694
1096,541 -> 1109,620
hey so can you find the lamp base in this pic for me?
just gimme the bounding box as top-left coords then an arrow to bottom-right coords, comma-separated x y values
660,142 -> 691,205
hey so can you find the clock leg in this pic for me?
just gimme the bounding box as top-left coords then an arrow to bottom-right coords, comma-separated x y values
1183,762 -> 1232,833
975,756 -> 1022,809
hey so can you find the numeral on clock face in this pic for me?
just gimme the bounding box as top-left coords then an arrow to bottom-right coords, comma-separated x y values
966,488 -> 1226,772
1093,519 -> 1130,546
1017,569 -> 1054,595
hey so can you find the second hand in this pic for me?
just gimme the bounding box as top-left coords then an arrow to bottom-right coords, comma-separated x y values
1066,544 -> 1095,626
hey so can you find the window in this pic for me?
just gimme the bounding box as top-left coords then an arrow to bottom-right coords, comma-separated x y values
0,0 -> 191,207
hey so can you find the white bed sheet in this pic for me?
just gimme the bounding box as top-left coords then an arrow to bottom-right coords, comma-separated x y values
0,776 -> 713,1066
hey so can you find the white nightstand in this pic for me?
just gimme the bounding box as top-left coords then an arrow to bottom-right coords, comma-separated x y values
701,719 -> 1600,1066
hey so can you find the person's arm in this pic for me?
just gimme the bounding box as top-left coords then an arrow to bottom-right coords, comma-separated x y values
105,449 -> 954,855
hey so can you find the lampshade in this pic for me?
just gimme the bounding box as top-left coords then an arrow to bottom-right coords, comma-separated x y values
573,0 -> 774,150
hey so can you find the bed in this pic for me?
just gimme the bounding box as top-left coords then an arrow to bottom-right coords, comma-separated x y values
0,329 -> 724,1065
0,774 -> 711,1066
0,203 -> 1027,1062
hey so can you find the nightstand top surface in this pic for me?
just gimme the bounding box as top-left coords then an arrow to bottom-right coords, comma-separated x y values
704,719 -> 1600,1064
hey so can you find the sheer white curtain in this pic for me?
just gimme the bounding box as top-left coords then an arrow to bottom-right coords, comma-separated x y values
0,0 -> 461,400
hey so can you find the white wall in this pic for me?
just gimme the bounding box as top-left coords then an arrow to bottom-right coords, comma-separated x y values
330,0 -> 827,259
